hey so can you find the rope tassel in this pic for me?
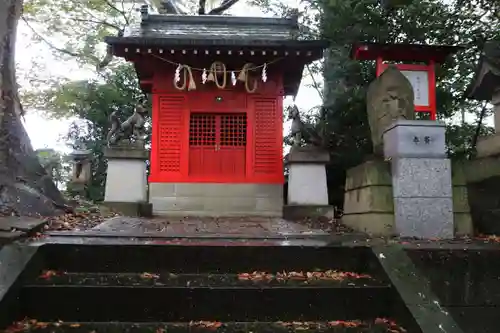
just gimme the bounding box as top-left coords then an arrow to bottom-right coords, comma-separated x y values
174,64 -> 197,91
207,61 -> 227,89
239,63 -> 258,93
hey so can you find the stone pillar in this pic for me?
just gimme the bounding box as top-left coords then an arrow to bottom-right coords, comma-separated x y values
103,145 -> 149,216
283,146 -> 333,219
383,119 -> 454,239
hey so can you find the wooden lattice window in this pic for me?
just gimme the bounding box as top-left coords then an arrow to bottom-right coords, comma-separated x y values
220,114 -> 247,146
189,114 -> 216,146
253,98 -> 279,175
158,96 -> 184,173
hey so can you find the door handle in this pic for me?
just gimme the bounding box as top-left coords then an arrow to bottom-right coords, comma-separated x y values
215,144 -> 220,151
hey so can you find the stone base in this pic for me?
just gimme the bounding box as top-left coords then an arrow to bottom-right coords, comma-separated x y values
283,205 -> 334,220
391,158 -> 454,239
288,163 -> 328,205
103,201 -> 153,217
343,160 -> 395,236
286,146 -> 329,206
104,158 -> 147,203
149,183 -> 283,217
343,160 -> 472,237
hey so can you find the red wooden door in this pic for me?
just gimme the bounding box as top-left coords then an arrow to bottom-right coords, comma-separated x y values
189,113 -> 247,180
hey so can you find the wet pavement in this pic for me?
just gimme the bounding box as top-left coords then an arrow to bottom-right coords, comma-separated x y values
90,216 -> 329,237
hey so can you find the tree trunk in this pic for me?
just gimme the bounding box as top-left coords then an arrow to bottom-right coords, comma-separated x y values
0,0 -> 67,217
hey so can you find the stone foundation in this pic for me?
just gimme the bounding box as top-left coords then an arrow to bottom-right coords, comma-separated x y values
463,155 -> 500,234
103,201 -> 153,217
342,160 -> 395,235
149,183 -> 283,217
343,160 -> 473,237
283,205 -> 334,220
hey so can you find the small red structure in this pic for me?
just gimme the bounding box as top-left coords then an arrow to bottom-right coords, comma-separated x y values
105,9 -> 327,215
352,42 -> 461,120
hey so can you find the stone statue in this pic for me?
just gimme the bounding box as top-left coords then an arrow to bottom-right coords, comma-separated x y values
289,105 -> 304,147
107,103 -> 148,147
288,105 -> 324,147
366,65 -> 415,155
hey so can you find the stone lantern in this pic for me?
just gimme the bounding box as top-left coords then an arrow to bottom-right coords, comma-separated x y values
68,143 -> 92,195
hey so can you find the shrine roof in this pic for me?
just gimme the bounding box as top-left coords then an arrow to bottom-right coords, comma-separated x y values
351,42 -> 462,63
105,13 -> 326,48
467,42 -> 500,101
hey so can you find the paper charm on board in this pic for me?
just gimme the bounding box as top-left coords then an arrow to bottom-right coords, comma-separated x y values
231,71 -> 237,86
202,68 -> 207,84
174,64 -> 181,83
261,63 -> 268,82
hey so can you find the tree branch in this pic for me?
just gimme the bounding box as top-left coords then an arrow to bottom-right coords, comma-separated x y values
306,64 -> 324,100
72,18 -> 121,31
103,0 -> 130,25
21,16 -> 99,64
208,0 -> 240,15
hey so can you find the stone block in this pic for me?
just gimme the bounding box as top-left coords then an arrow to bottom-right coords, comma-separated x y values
283,205 -> 334,220
391,158 -> 452,198
150,196 -> 205,212
102,201 -> 151,217
286,146 -> 330,163
453,185 -> 470,213
454,213 -> 473,236
288,164 -> 328,205
256,197 -> 283,211
476,134 -> 500,158
394,197 -> 454,239
345,160 -> 391,191
343,185 -> 393,214
149,183 -> 283,217
342,213 -> 394,236
383,120 -> 446,159
465,155 -> 500,183
148,183 -> 176,197
343,161 -> 395,236
104,159 -> 147,203
451,161 -> 467,186
103,146 -> 149,160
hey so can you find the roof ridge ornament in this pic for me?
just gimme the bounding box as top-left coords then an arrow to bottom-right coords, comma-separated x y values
140,4 -> 150,21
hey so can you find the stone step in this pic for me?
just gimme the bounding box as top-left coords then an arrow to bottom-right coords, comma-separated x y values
37,244 -> 384,276
5,320 -> 408,333
28,271 -> 385,288
19,283 -> 393,322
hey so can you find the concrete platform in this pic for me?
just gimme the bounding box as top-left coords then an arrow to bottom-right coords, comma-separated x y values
149,183 -> 283,217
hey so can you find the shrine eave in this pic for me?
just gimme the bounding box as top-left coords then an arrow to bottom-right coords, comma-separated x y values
467,65 -> 500,101
106,36 -> 328,51
351,42 -> 463,63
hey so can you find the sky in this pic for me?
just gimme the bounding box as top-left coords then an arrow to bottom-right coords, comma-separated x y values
18,1 -> 320,153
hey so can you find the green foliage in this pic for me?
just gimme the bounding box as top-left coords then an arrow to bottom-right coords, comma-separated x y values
35,148 -> 71,188
22,0 -> 135,66
253,0 -> 500,206
30,64 -> 149,201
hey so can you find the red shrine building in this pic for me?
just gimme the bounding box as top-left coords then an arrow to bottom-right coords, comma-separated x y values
105,8 -> 327,216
